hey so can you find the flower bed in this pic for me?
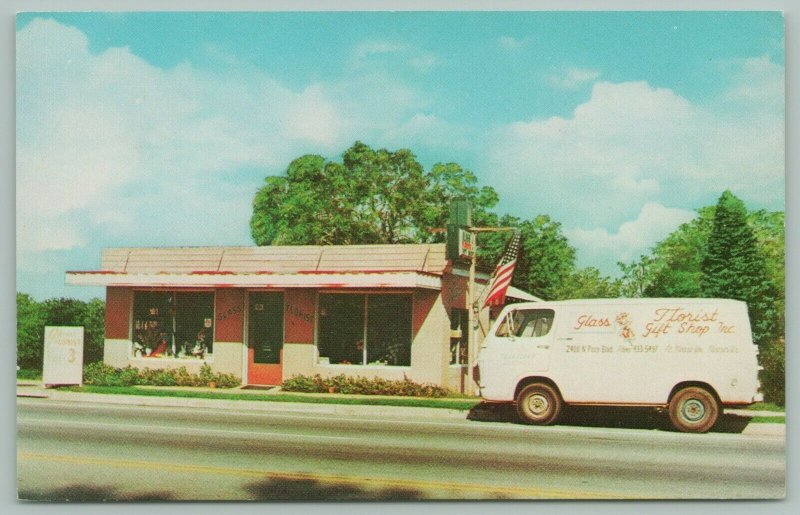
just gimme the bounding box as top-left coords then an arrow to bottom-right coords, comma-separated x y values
83,362 -> 240,388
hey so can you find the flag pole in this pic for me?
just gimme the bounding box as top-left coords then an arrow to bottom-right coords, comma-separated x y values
467,250 -> 477,395
465,226 -> 517,396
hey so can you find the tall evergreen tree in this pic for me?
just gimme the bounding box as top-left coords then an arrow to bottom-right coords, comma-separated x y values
700,190 -> 778,346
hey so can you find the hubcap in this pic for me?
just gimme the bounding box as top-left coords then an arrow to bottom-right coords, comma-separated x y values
682,399 -> 706,422
528,393 -> 549,415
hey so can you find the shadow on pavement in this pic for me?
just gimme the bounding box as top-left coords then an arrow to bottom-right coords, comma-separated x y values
18,484 -> 176,502
467,402 -> 754,434
243,476 -> 424,501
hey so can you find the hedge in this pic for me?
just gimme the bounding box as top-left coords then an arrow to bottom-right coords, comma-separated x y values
83,362 -> 240,388
281,374 -> 452,397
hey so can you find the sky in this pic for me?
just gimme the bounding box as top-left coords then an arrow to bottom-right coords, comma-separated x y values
15,11 -> 785,301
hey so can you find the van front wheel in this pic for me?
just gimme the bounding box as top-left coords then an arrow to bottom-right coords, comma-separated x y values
668,386 -> 719,433
516,383 -> 562,425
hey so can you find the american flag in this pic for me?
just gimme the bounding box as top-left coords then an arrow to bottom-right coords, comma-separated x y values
483,231 -> 521,308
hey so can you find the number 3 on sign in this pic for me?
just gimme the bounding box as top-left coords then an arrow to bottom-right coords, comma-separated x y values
67,348 -> 76,363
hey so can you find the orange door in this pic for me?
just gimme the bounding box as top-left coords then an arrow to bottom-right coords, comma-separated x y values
247,292 -> 284,385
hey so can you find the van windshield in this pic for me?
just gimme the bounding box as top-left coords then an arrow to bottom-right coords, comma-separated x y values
495,309 -> 555,338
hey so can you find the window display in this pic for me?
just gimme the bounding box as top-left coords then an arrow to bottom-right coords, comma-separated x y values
318,294 -> 412,366
132,291 -> 215,358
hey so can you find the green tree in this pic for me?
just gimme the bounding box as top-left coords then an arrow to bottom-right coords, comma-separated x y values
16,293 -> 45,369
17,295 -> 106,370
252,142 -> 582,300
700,191 -> 778,346
83,298 -> 106,365
552,267 -> 621,300
420,162 -> 500,242
513,215 -> 577,300
639,207 -> 715,298
251,142 -> 502,246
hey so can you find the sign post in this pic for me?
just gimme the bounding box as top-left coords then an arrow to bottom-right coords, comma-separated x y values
42,326 -> 84,387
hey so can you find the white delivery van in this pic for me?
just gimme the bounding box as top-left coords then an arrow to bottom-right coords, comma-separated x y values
475,298 -> 763,433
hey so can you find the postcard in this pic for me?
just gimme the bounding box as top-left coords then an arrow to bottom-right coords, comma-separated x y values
16,10 -> 785,501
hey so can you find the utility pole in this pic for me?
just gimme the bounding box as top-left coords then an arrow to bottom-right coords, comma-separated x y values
446,200 -> 515,395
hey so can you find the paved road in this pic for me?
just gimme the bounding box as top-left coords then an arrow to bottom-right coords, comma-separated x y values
17,398 -> 785,501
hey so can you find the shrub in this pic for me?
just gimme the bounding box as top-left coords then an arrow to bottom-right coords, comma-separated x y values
83,362 -> 118,385
82,363 -> 241,388
280,374 -> 451,397
759,339 -> 785,406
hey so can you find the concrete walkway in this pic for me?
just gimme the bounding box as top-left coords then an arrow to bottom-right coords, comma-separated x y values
16,381 -> 785,436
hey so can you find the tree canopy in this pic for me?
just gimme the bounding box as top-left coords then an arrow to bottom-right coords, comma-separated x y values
700,191 -> 779,346
16,294 -> 105,370
250,141 -> 500,246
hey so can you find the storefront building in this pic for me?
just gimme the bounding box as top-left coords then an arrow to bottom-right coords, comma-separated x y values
66,244 -> 537,391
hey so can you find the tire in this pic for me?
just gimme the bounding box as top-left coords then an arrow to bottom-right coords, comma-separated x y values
516,383 -> 562,425
668,386 -> 719,433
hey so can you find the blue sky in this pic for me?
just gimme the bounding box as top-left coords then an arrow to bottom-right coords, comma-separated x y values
16,11 -> 785,300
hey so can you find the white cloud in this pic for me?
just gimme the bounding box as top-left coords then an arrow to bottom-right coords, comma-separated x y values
567,203 -> 695,273
379,113 -> 474,152
16,19 -> 435,262
547,67 -> 601,90
351,39 -> 438,73
488,72 -> 784,232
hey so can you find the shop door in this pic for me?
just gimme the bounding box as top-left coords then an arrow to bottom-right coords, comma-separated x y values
247,292 -> 284,385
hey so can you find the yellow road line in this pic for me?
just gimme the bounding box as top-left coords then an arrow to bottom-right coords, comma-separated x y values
18,451 -> 643,500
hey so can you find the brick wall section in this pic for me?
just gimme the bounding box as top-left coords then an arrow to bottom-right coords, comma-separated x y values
215,289 -> 244,342
105,287 -> 131,339
285,289 -> 315,343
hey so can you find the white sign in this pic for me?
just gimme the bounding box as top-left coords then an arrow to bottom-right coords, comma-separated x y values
458,229 -> 476,258
42,326 -> 84,387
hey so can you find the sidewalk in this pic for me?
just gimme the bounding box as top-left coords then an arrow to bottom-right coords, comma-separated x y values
16,381 -> 468,420
16,381 -> 785,436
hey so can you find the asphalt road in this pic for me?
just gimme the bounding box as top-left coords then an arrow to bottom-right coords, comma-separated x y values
16,398 -> 785,501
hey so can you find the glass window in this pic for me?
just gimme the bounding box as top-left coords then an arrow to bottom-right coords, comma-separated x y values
132,291 -> 214,359
317,294 -> 412,366
367,295 -> 412,366
495,309 -> 554,338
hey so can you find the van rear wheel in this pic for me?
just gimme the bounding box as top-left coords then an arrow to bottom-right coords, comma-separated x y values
668,386 -> 719,433
516,383 -> 562,425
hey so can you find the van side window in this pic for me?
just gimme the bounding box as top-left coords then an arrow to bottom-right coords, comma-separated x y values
495,309 -> 555,338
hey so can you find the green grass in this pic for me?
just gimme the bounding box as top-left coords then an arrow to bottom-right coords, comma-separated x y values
58,385 -> 483,411
749,402 -> 785,412
749,416 -> 785,424
16,368 -> 41,381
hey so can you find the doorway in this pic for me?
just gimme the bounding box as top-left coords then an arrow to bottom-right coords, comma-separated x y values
247,292 -> 284,385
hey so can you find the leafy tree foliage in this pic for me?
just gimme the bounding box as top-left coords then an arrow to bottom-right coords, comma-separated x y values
251,141 -> 583,301
552,267 -> 621,300
16,295 -> 106,370
16,293 -> 45,369
251,142 -> 499,246
478,214 -> 577,301
700,191 -> 778,346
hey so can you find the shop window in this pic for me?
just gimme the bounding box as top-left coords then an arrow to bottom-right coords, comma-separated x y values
132,291 -> 214,359
449,308 -> 469,365
317,294 -> 412,366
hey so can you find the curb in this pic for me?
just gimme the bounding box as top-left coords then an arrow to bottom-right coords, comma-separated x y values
17,385 -> 786,437
39,390 -> 470,421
